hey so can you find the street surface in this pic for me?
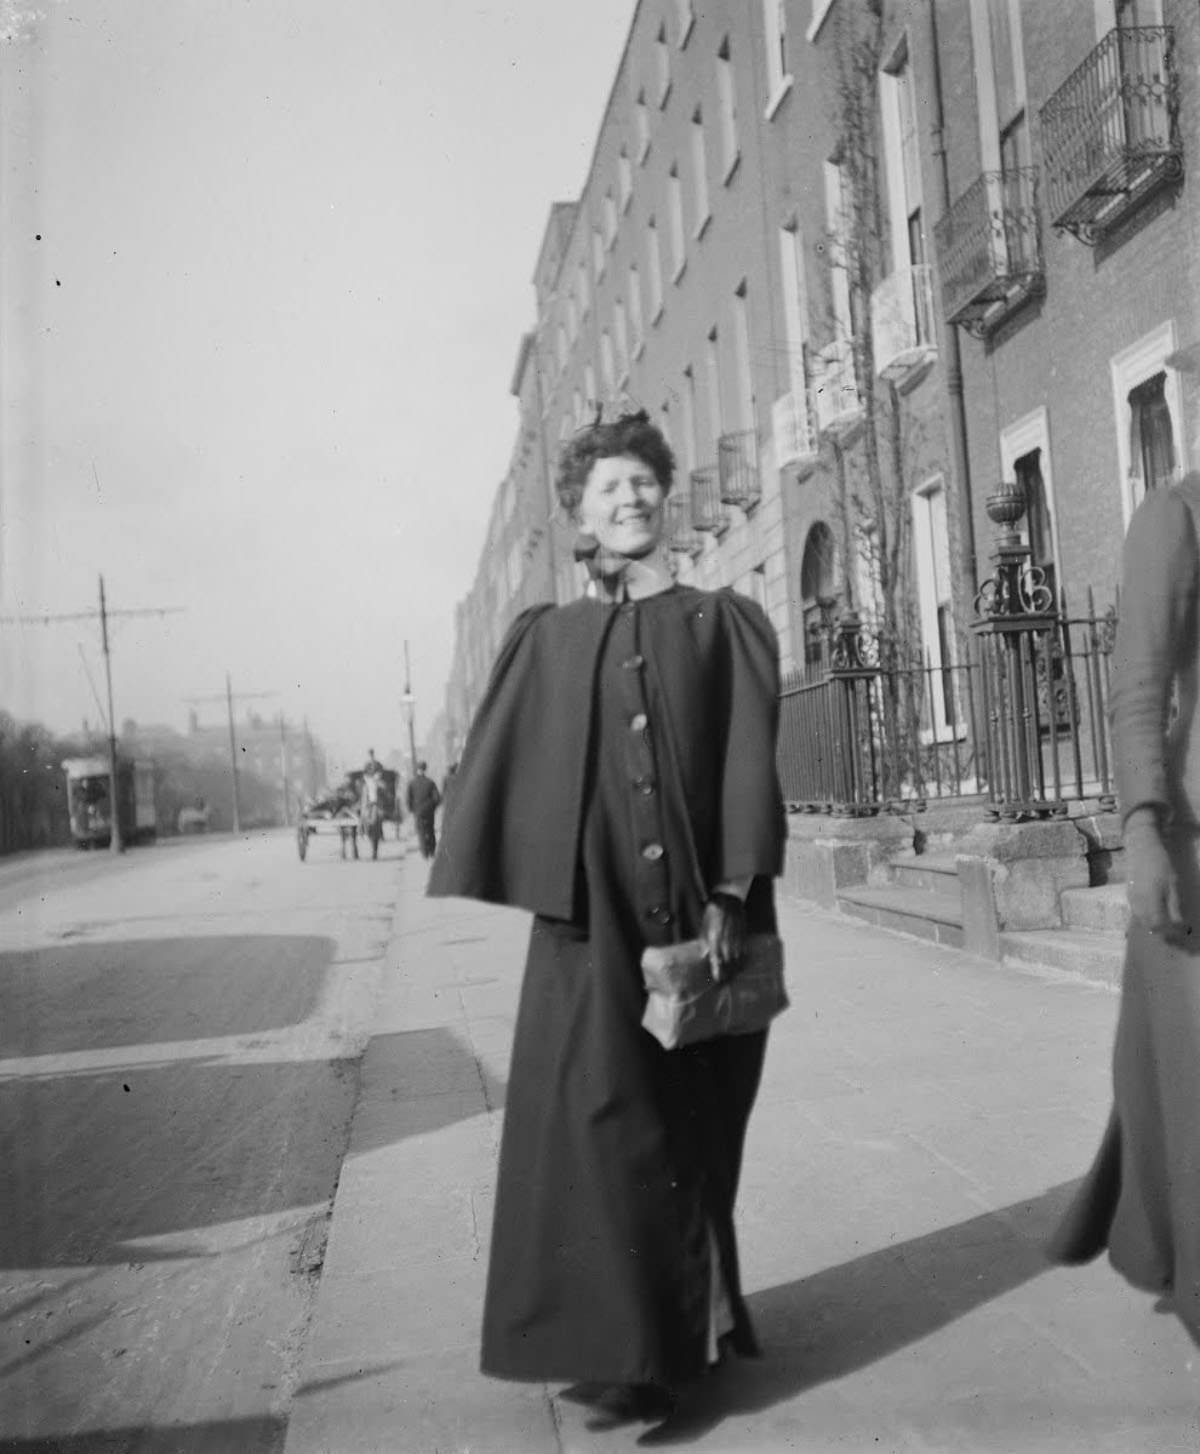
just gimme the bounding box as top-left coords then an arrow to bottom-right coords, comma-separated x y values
0,827 -> 403,1453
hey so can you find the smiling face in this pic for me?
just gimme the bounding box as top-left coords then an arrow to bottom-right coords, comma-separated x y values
576,453 -> 666,559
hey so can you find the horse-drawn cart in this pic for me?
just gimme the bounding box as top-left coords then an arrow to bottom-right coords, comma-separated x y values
297,768 -> 401,861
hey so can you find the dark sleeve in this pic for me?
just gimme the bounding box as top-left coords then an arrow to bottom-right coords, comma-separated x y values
1111,487 -> 1198,825
427,603 -> 554,900
715,591 -> 787,881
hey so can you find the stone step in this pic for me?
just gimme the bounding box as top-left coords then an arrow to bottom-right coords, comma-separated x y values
1000,928 -> 1124,989
1060,883 -> 1130,934
889,852 -> 959,894
837,883 -> 964,950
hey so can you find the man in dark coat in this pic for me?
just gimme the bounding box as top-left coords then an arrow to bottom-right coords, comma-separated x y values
406,761 -> 441,860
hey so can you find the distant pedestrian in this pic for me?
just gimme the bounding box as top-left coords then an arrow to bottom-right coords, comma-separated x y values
1050,451 -> 1200,1341
428,411 -> 785,1428
406,762 -> 441,860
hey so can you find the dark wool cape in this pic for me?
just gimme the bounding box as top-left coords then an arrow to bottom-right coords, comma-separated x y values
428,585 -> 786,1386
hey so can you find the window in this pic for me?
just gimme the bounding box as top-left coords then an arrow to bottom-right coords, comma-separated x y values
583,364 -> 597,413
778,223 -> 811,397
603,192 -> 618,250
578,257 -> 591,317
912,479 -> 959,734
881,41 -> 925,272
969,0 -> 1029,178
705,326 -> 723,446
1014,449 -> 1057,601
614,299 -> 630,381
823,160 -> 853,339
618,149 -> 633,212
646,218 -> 665,321
1129,374 -> 1177,495
731,283 -> 755,432
800,522 -> 839,676
680,366 -> 699,473
556,325 -> 567,370
566,291 -> 578,342
690,108 -> 711,234
600,331 -> 616,396
716,39 -> 739,181
1111,321 -> 1187,521
655,23 -> 671,106
808,0 -> 837,43
675,0 -> 695,46
635,89 -> 651,163
628,264 -> 644,350
762,0 -> 792,114
592,227 -> 605,281
667,166 -> 687,280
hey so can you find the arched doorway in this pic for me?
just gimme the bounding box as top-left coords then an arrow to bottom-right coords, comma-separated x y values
800,522 -> 840,676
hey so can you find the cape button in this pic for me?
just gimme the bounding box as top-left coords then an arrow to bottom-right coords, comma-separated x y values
621,654 -> 645,670
641,842 -> 665,861
633,777 -> 655,795
630,712 -> 649,731
646,905 -> 673,924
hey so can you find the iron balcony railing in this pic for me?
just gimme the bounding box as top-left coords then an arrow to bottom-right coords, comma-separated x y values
811,338 -> 863,438
665,492 -> 702,557
1040,26 -> 1181,244
771,387 -> 819,473
717,428 -> 762,510
870,263 -> 938,382
933,168 -> 1043,338
689,465 -> 729,535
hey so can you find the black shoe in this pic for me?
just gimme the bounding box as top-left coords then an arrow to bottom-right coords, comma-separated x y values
584,1383 -> 675,1430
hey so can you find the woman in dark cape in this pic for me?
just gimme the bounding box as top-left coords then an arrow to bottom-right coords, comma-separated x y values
1049,467 -> 1200,1342
429,412 -> 786,1421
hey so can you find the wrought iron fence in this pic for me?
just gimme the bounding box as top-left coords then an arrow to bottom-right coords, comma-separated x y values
777,593 -> 1118,819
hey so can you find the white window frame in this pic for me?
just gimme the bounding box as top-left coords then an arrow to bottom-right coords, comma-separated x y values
999,406 -> 1064,588
668,166 -> 687,282
628,264 -> 645,354
577,258 -> 591,318
681,366 -> 699,474
731,282 -> 755,434
646,218 -> 665,323
1110,320 -> 1188,524
655,23 -> 672,107
690,108 -> 712,237
716,40 -> 740,184
603,192 -> 618,251
910,476 -> 965,739
635,90 -> 651,164
676,0 -> 696,47
807,0 -> 836,43
613,298 -> 630,383
762,0 -> 794,119
705,326 -> 724,447
591,227 -> 605,282
880,41 -> 921,275
778,222 -> 810,398
618,150 -> 633,212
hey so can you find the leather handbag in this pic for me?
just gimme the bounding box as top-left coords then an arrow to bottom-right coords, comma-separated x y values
640,932 -> 788,1050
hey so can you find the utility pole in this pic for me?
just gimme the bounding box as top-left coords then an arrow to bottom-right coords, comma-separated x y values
184,677 -> 276,835
402,639 -> 418,775
1,574 -> 184,854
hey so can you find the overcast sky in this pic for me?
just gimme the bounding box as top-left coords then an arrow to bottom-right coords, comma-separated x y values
0,0 -> 635,774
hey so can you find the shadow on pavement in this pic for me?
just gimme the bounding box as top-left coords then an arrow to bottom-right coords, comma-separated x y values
639,1180 -> 1079,1446
0,1413 -> 286,1452
0,935 -> 334,1057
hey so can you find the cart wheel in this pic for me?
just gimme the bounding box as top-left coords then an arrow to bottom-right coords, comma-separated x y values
297,826 -> 308,861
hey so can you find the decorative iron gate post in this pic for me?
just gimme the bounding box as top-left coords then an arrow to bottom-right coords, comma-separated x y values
827,609 -> 883,815
972,478 -> 1065,819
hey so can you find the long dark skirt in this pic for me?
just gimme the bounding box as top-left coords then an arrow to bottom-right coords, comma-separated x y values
1050,882 -> 1200,1340
480,914 -> 766,1387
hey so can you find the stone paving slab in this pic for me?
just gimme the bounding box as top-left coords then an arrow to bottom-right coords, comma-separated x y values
284,861 -> 1200,1454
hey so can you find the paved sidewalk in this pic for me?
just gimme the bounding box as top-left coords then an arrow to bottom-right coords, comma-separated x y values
284,854 -> 1200,1454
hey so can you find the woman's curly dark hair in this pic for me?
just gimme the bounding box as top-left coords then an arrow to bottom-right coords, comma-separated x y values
555,410 -> 676,515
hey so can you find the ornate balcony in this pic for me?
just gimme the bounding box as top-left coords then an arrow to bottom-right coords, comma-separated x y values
717,429 -> 762,511
811,338 -> 863,438
933,168 -> 1043,338
665,493 -> 702,556
870,263 -> 938,382
689,465 -> 729,535
1040,26 -> 1181,245
772,387 -> 819,474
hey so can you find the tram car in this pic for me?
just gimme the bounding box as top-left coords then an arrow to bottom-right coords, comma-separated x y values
63,755 -> 158,848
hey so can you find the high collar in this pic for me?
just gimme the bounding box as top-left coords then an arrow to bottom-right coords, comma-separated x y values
585,548 -> 676,603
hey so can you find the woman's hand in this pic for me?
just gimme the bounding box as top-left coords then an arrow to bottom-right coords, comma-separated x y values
1125,807 -> 1187,943
701,894 -> 747,983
